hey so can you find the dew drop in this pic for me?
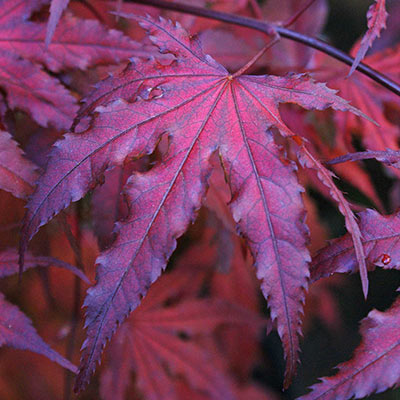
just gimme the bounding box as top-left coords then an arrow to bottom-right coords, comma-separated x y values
381,253 -> 391,265
374,253 -> 392,267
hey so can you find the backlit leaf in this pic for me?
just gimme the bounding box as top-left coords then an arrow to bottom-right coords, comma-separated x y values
18,15 -> 366,391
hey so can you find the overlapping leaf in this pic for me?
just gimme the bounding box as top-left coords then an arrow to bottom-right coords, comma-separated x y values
282,107 -> 383,210
19,15 -> 368,390
0,244 -> 90,377
0,293 -> 76,373
100,268 -> 263,400
311,209 -> 400,282
313,44 -> 400,153
199,0 -> 328,72
0,131 -> 38,199
0,0 -> 151,128
0,0 -> 147,72
300,296 -> 400,399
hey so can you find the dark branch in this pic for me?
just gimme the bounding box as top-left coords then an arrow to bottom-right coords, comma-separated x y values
127,0 -> 400,96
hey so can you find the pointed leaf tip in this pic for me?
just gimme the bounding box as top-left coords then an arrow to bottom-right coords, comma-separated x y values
348,0 -> 388,77
0,293 -> 77,373
45,0 -> 70,47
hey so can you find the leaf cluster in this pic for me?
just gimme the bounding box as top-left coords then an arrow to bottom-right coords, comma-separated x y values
0,0 -> 399,399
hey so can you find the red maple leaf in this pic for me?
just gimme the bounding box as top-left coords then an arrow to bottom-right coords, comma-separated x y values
19,15 -> 369,390
100,266 -> 263,400
296,144 -> 369,296
0,292 -> 77,373
0,131 -> 38,199
311,209 -> 400,283
0,0 -> 151,129
0,245 -> 90,376
312,43 -> 400,153
300,296 -> 400,399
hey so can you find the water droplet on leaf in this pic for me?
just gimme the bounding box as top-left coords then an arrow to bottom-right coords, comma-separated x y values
381,254 -> 391,265
375,253 -> 391,266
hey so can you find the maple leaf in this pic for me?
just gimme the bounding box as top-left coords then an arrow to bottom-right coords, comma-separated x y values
100,267 -> 263,400
300,296 -> 400,400
0,131 -> 38,199
19,15 -> 367,390
210,229 -> 265,379
0,0 -> 148,72
0,0 -> 151,128
0,245 -> 89,375
0,248 -> 89,283
0,51 -> 77,130
0,292 -> 77,373
349,0 -> 388,76
310,209 -> 400,283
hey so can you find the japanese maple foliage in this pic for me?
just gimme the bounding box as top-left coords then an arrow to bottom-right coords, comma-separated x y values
0,0 -> 398,399
23,13 -> 369,391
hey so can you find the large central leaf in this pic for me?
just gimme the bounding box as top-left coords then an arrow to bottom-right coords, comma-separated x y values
20,15 -> 365,390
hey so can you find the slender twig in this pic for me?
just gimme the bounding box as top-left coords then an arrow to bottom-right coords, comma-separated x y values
231,35 -> 280,78
282,0 -> 318,27
126,0 -> 400,96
